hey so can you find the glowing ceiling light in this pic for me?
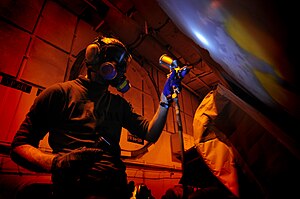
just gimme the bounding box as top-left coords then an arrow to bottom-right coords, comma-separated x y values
194,31 -> 209,47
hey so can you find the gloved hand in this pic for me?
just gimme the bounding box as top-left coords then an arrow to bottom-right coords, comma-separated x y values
162,66 -> 190,102
51,147 -> 103,177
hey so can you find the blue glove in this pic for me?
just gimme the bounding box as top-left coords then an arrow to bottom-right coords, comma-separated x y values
162,66 -> 190,101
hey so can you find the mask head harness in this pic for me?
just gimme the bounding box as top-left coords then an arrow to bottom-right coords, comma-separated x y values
85,36 -> 132,93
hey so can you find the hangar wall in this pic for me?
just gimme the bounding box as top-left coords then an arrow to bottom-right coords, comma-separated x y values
0,0 -> 201,198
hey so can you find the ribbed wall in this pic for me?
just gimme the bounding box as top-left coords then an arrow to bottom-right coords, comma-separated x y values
0,1 -> 200,198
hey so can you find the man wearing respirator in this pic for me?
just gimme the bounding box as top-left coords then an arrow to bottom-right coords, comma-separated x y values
10,36 -> 188,199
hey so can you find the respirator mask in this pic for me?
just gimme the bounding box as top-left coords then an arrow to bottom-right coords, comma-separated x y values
98,44 -> 132,93
87,37 -> 132,93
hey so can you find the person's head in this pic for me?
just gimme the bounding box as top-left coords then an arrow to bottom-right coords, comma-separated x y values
85,36 -> 132,93
136,183 -> 153,199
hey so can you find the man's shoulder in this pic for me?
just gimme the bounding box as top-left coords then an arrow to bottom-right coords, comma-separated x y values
56,79 -> 82,89
109,92 -> 130,104
39,80 -> 80,97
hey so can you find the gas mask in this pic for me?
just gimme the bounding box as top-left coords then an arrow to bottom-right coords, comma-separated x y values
86,37 -> 132,93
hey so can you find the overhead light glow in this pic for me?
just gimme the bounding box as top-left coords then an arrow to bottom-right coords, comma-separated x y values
194,31 -> 209,47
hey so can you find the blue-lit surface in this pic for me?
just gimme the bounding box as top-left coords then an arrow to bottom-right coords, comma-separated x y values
158,0 -> 299,118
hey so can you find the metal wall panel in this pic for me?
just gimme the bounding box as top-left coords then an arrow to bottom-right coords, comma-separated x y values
21,38 -> 68,87
0,22 -> 30,76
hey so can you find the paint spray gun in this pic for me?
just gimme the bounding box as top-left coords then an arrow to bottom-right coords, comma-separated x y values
159,54 -> 190,98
